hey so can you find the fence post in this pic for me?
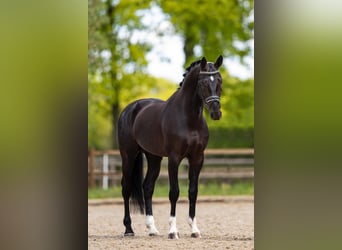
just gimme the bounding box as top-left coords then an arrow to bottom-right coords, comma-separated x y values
102,153 -> 109,190
88,148 -> 95,188
112,155 -> 116,187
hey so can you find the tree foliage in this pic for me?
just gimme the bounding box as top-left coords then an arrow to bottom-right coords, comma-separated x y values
158,0 -> 254,65
88,0 -> 156,148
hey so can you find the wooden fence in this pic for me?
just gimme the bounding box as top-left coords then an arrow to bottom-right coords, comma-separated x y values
88,148 -> 254,189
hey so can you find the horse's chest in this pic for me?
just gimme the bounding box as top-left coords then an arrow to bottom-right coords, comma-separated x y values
187,131 -> 205,147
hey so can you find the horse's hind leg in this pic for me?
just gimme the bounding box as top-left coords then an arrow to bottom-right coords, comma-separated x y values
121,153 -> 137,236
143,153 -> 162,236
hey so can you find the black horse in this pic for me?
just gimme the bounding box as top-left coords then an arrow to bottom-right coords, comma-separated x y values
118,55 -> 223,238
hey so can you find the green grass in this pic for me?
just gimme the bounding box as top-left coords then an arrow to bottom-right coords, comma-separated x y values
88,181 -> 253,199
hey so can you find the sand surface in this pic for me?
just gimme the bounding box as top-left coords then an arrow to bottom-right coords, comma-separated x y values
88,196 -> 254,250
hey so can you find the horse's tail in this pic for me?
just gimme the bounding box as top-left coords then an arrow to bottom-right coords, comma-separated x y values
130,151 -> 145,214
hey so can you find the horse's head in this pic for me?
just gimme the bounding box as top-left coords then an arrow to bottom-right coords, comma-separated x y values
197,55 -> 223,120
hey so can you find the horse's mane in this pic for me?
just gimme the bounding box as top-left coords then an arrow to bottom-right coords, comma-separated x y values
179,59 -> 202,87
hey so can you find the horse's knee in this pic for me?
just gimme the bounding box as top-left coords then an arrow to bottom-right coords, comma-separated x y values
169,187 -> 179,202
188,187 -> 198,201
143,183 -> 154,199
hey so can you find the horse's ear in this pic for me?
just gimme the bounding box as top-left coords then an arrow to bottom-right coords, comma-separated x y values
200,57 -> 207,70
214,55 -> 223,68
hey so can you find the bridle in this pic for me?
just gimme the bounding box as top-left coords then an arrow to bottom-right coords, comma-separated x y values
204,95 -> 220,104
199,70 -> 221,105
199,70 -> 219,75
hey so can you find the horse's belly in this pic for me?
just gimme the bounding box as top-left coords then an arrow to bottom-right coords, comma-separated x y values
136,136 -> 165,157
134,123 -> 165,156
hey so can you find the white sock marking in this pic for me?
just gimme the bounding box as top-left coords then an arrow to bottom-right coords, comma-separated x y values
169,216 -> 179,238
188,217 -> 201,236
146,215 -> 159,235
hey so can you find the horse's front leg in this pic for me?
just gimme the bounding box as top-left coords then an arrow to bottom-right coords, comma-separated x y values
121,157 -> 135,236
188,155 -> 204,238
168,155 -> 181,239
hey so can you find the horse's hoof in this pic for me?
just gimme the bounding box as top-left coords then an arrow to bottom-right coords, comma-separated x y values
168,232 -> 179,239
148,233 -> 158,236
191,232 -> 201,238
124,232 -> 135,237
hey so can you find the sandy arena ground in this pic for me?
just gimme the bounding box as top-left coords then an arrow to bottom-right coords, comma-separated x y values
88,196 -> 254,250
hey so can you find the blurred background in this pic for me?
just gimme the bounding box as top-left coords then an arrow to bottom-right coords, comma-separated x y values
88,0 -> 254,196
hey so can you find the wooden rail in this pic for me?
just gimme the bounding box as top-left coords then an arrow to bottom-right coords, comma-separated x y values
88,148 -> 254,189
91,148 -> 254,156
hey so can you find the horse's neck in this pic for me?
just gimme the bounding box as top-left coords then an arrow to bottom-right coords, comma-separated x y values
177,74 -> 204,123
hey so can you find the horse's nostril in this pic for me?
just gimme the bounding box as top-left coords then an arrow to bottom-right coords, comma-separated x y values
210,110 -> 222,120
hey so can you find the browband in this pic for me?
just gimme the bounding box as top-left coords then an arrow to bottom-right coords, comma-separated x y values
199,70 -> 219,75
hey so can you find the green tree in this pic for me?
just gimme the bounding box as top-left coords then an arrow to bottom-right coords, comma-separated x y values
158,0 -> 254,66
88,0 -> 154,148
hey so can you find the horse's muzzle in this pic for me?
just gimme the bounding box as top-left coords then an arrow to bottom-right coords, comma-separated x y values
210,110 -> 222,120
208,101 -> 221,120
